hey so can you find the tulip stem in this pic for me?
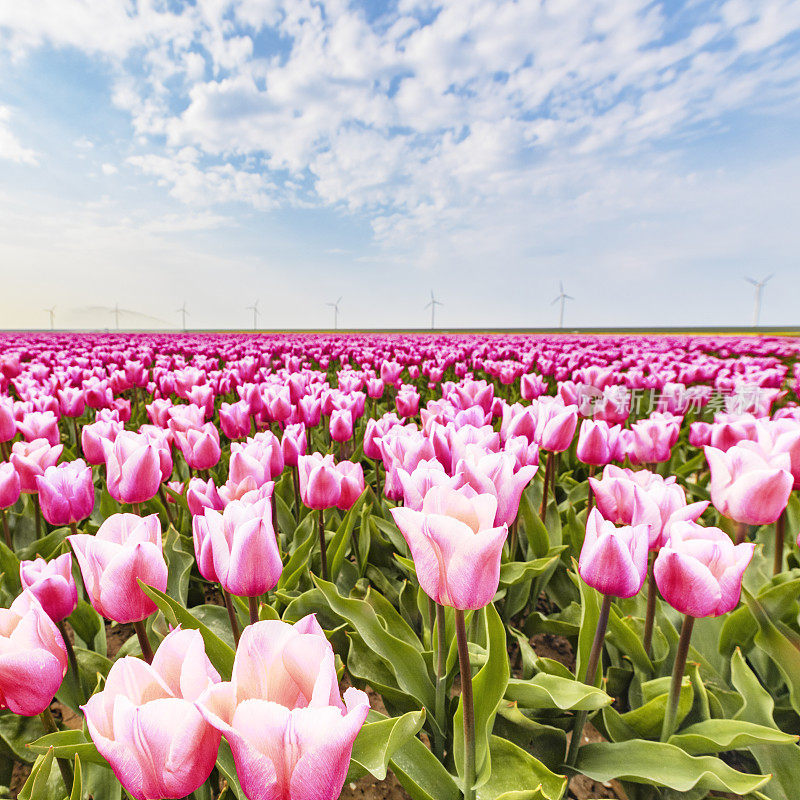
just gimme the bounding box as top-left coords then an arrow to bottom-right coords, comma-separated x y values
158,485 -> 175,528
586,465 -> 596,516
454,609 -> 475,800
40,706 -> 74,792
318,509 -> 329,581
33,494 -> 43,539
434,602 -> 447,761
508,519 -> 518,561
735,521 -> 749,545
222,590 -> 241,646
539,452 -> 553,522
133,620 -> 154,664
566,593 -> 612,767
55,619 -> 84,703
660,614 -> 695,742
248,595 -> 259,625
1,509 -> 10,549
72,418 -> 81,454
643,555 -> 657,658
0,440 -> 7,461
774,510 -> 786,576
292,466 -> 301,522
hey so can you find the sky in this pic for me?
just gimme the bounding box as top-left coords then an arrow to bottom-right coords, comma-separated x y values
0,0 -> 799,331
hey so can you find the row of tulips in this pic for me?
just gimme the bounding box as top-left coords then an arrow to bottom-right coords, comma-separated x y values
0,332 -> 799,800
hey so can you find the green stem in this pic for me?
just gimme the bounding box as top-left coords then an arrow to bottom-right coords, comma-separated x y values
586,464 -> 596,515
33,494 -> 43,539
318,509 -> 329,581
248,595 -> 259,625
643,555 -> 657,658
455,609 -> 475,800
133,619 -> 154,663
158,485 -> 175,528
434,602 -> 447,761
0,440 -> 8,461
1,509 -> 10,549
508,519 -> 518,561
40,706 -> 74,792
55,619 -> 84,704
774,510 -> 786,576
222,590 -> 241,646
661,614 -> 695,742
735,520 -> 749,545
566,593 -> 612,766
539,452 -> 552,522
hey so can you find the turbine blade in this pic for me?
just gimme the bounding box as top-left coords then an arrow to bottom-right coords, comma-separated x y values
744,277 -> 758,285
763,274 -> 774,284
550,297 -> 560,305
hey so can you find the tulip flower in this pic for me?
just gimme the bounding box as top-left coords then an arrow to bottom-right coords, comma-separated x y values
0,396 -> 15,442
68,513 -> 168,624
192,493 -> 281,599
16,410 -> 60,446
19,553 -> 78,623
229,432 -> 284,488
579,510 -> 649,598
535,400 -> 578,453
629,414 -> 681,464
281,423 -> 307,467
220,399 -> 252,439
81,417 -> 123,464
705,442 -> 793,526
654,521 -> 756,741
10,438 -> 63,493
35,459 -> 95,527
329,408 -> 354,442
397,459 -> 454,510
298,453 -> 342,510
576,420 -> 619,467
103,431 -> 162,505
83,628 -> 221,800
186,476 -> 224,517
0,590 -> 67,716
391,486 -> 506,610
0,461 -> 20,508
197,615 -> 370,800
174,422 -> 221,470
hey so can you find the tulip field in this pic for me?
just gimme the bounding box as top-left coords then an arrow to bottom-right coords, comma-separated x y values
3,331 -> 800,800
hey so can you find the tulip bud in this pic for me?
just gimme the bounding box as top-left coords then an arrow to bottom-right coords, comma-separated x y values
19,553 -> 78,622
35,459 -> 95,526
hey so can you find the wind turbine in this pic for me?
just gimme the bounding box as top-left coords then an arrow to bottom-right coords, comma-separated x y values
246,299 -> 260,331
178,301 -> 189,331
44,306 -> 55,330
74,305 -> 169,329
745,275 -> 772,327
425,291 -> 443,330
326,297 -> 342,330
551,282 -> 574,328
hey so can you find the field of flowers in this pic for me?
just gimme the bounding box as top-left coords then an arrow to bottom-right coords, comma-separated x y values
1,331 -> 800,800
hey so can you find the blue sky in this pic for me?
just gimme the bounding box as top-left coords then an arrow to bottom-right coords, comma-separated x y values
1,0 -> 799,330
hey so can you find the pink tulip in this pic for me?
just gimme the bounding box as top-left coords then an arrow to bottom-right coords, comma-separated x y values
705,442 -> 793,525
19,553 -> 77,622
220,400 -> 252,439
654,521 -> 755,617
10,438 -> 63,493
629,414 -> 681,463
103,431 -> 162,504
391,486 -> 507,609
688,421 -> 713,448
396,387 -> 420,418
335,460 -> 365,510
281,423 -> 307,467
397,459 -> 454,510
16,410 -> 60,446
83,628 -> 221,800
579,509 -> 649,598
453,450 -> 538,526
197,615 -> 369,800
535,400 -> 578,452
81,417 -> 123,465
57,387 -> 85,418
138,425 -> 174,482
329,409 -> 354,443
0,462 -> 20,508
366,378 -> 384,398
576,420 -> 620,466
0,590 -> 67,715
521,373 -> 547,400
0,397 -> 15,441
298,453 -> 342,510
229,432 -> 284,488
630,484 -> 709,551
68,513 -> 168,623
145,398 -> 174,428
35,459 -> 95,526
192,493 -> 281,596
174,423 -> 221,470
186,476 -> 224,517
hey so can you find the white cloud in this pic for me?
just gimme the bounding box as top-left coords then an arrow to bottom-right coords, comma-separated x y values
101,162 -> 118,175
0,106 -> 37,165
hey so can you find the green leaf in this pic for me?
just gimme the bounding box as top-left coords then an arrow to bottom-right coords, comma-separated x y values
744,587 -> 800,718
389,732 -> 461,800
0,539 -> 20,594
27,730 -> 107,766
454,603 -> 510,788
574,740 -> 771,794
138,581 -> 235,679
572,568 -> 601,683
669,719 -> 797,754
67,600 -> 105,653
216,739 -> 243,799
499,553 -> 563,586
605,605 -> 654,675
347,709 -> 426,782
0,710 -> 45,762
69,754 -> 82,800
313,577 -> 435,711
505,675 -> 612,712
18,748 -> 58,800
617,678 -> 693,739
56,647 -> 113,712
476,736 -> 567,800
277,514 -> 316,591
163,526 -> 194,605
328,489 -> 368,578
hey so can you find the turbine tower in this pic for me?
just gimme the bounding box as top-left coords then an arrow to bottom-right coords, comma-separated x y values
745,275 -> 772,327
246,299 -> 260,331
112,303 -> 121,330
326,296 -> 342,330
44,306 -> 55,330
178,302 -> 189,331
551,282 -> 574,328
425,291 -> 443,330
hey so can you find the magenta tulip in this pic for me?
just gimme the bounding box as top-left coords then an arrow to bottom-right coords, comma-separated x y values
35,459 -> 95,526
10,438 -> 63,493
174,423 -> 221,470
19,553 -> 78,622
0,462 -> 20,508
103,431 -> 162,505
